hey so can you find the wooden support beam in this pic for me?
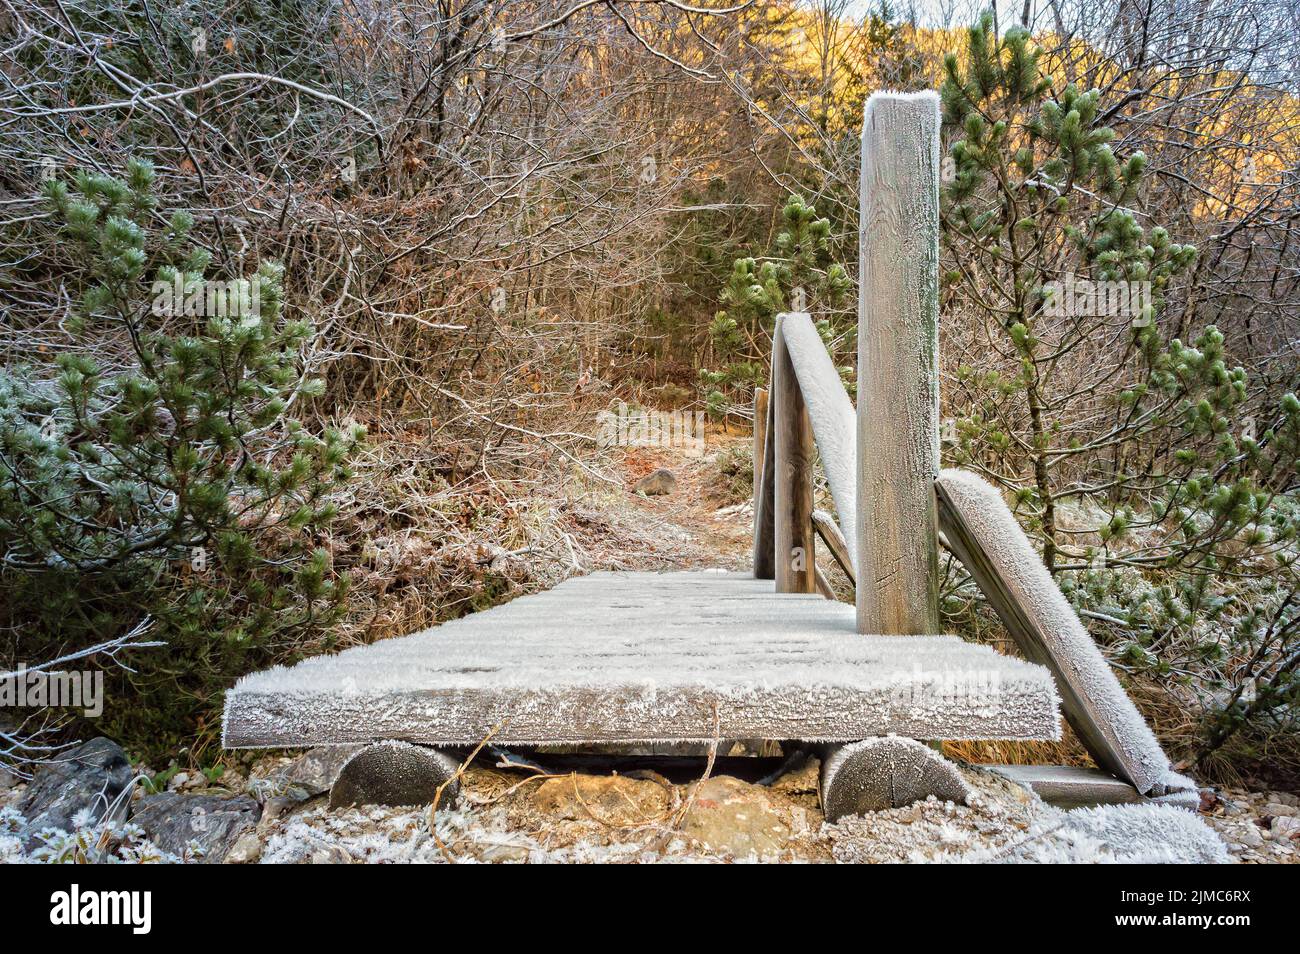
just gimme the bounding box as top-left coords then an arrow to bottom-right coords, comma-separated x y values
773,316 -> 816,594
751,387 -> 774,579
812,509 -> 855,586
856,91 -> 942,635
986,765 -> 1144,810
814,566 -> 835,600
935,470 -> 1183,795
329,742 -> 461,810
821,737 -> 971,821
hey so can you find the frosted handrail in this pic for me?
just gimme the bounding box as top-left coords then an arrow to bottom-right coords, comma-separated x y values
777,312 -> 858,574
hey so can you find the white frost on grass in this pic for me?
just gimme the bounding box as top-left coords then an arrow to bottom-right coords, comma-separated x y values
941,804 -> 1231,864
260,803 -> 718,865
0,805 -> 183,864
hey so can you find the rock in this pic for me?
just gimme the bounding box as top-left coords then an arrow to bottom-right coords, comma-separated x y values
283,745 -> 366,797
182,773 -> 210,792
788,805 -> 812,836
132,793 -> 261,863
1236,823 -> 1264,848
680,775 -> 789,859
1273,791 -> 1300,808
528,773 -> 671,825
258,796 -> 302,830
17,737 -> 133,839
310,845 -> 353,864
633,468 -> 676,496
479,843 -> 531,863
1270,815 -> 1300,839
328,742 -> 460,810
224,831 -> 262,864
1264,801 -> 1297,818
0,765 -> 15,793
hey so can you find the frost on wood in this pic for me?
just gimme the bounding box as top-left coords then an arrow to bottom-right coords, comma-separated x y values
821,736 -> 971,821
778,312 -> 858,573
224,571 -> 1059,748
936,470 -> 1193,801
772,314 -> 816,593
987,764 -> 1143,809
328,741 -> 460,810
857,90 -> 942,635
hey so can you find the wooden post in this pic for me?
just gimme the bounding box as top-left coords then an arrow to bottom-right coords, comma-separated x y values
773,316 -> 815,593
856,92 -> 941,635
751,387 -> 774,579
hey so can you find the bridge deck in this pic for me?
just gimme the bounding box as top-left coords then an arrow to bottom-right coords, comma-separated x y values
223,571 -> 1060,748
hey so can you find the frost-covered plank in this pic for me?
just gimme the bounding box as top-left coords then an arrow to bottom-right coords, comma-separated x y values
223,571 -> 1059,748
773,316 -> 816,593
857,91 -> 942,636
779,312 -> 858,574
936,470 -> 1194,798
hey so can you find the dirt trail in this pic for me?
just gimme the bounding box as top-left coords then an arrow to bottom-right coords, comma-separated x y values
597,429 -> 754,572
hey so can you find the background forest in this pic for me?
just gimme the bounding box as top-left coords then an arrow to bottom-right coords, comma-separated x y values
1,0 -> 1298,790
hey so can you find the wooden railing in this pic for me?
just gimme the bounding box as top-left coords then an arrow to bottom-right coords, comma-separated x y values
754,91 -> 942,636
749,90 -> 1193,804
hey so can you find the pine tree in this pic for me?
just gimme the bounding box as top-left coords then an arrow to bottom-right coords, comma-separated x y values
0,160 -> 361,755
940,15 -> 1300,764
702,195 -> 852,418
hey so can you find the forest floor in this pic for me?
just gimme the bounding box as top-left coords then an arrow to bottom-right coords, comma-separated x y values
3,431 -> 1296,863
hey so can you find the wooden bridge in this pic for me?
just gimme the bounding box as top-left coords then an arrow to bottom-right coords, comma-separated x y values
224,92 -> 1197,819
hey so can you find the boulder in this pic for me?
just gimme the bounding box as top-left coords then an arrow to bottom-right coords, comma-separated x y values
132,793 -> 262,864
679,775 -> 789,859
633,468 -> 676,496
18,737 -> 133,839
328,741 -> 460,810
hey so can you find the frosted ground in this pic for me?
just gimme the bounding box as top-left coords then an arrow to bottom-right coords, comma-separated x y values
1,753 -> 1235,864
251,758 -> 1230,864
